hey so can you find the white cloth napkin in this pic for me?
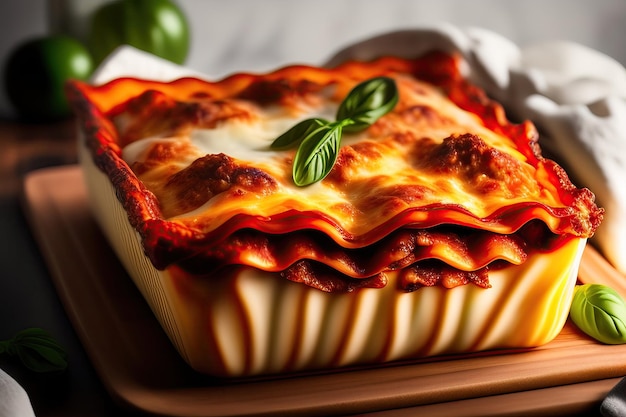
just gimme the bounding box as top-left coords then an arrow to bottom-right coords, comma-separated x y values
90,45 -> 203,85
0,368 -> 35,417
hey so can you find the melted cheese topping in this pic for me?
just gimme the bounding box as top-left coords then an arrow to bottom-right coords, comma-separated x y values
117,74 -> 586,242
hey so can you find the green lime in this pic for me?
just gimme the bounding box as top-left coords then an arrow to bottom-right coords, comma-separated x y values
4,35 -> 94,122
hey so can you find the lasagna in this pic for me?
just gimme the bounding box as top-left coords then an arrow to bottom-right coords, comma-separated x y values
68,51 -> 602,376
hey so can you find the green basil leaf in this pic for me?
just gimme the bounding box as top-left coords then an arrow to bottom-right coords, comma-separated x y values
336,76 -> 399,132
1,328 -> 68,372
292,122 -> 343,186
270,76 -> 398,186
270,117 -> 328,150
16,344 -> 68,373
569,284 -> 626,344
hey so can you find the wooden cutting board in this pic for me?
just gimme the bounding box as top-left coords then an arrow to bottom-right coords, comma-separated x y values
21,165 -> 626,417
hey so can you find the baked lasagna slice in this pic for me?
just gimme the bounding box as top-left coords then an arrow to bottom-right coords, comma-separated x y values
68,51 -> 602,376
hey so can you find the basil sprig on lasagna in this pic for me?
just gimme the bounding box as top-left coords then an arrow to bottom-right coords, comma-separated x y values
271,76 -> 398,186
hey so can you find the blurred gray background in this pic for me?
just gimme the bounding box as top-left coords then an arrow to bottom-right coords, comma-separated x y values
1,0 -> 625,119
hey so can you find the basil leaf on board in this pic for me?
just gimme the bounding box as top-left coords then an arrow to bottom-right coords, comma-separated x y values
292,122 -> 343,186
270,118 -> 328,150
569,284 -> 626,345
0,328 -> 68,372
336,76 -> 399,133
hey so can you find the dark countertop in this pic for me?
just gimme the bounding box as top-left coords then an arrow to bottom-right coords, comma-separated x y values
0,119 -> 135,416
